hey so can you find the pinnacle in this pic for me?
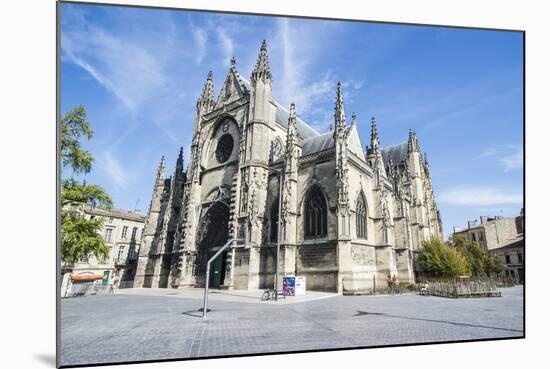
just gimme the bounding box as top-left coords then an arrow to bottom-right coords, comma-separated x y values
334,82 -> 346,129
252,40 -> 272,81
289,102 -> 296,119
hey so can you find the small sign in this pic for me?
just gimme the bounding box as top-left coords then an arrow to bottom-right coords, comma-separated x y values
283,276 -> 296,296
295,276 -> 306,296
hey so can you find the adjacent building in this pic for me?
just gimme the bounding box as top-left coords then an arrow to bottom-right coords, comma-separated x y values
134,41 -> 443,294
453,209 -> 524,251
453,209 -> 524,283
62,205 -> 146,288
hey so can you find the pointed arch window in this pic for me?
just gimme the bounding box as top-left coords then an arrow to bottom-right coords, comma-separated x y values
304,185 -> 327,239
356,193 -> 368,239
270,196 -> 279,242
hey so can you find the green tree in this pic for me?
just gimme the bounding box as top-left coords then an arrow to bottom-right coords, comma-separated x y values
484,254 -> 505,277
61,106 -> 113,265
417,238 -> 469,278
61,105 -> 95,175
453,235 -> 485,276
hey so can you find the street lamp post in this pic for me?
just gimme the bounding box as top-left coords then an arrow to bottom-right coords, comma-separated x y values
269,167 -> 284,301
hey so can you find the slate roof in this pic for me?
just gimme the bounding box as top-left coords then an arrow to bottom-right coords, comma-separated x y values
492,236 -> 524,251
234,72 -> 320,140
381,142 -> 408,165
302,131 -> 334,156
84,206 -> 146,222
273,101 -> 320,139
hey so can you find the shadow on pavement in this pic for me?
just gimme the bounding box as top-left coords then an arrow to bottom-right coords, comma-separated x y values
181,310 -> 204,318
354,311 -> 523,333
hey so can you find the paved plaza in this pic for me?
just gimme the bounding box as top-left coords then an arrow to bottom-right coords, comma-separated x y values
60,286 -> 524,367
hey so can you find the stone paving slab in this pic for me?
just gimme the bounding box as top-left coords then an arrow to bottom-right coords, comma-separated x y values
115,287 -> 338,304
60,286 -> 524,367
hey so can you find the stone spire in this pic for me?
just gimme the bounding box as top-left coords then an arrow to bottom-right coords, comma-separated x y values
197,71 -> 215,113
334,82 -> 346,131
370,116 -> 380,154
408,129 -> 419,154
351,112 -> 357,126
156,156 -> 166,185
175,147 -> 184,176
251,40 -> 272,83
334,81 -> 346,137
230,56 -> 236,70
285,103 -> 299,168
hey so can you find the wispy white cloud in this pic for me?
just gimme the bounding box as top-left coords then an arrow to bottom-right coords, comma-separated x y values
62,24 -> 166,112
478,144 -> 523,171
217,29 -> 234,67
191,25 -> 207,64
273,18 -> 362,131
500,144 -> 523,171
102,151 -> 130,189
439,186 -> 522,207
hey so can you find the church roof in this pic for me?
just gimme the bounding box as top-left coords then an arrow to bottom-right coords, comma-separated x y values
302,131 -> 334,156
233,71 -> 252,95
233,71 -> 320,140
381,142 -> 408,166
274,101 -> 320,139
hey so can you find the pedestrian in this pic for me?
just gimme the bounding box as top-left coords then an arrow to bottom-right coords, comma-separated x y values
387,273 -> 394,295
392,274 -> 399,294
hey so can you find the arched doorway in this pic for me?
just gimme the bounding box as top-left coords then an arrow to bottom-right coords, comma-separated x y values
196,201 -> 230,288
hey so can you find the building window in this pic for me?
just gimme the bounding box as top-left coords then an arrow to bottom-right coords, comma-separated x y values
131,227 -> 138,240
270,196 -> 279,242
121,226 -> 128,239
215,134 -> 234,163
128,246 -> 137,261
505,254 -> 511,264
471,233 -> 476,242
105,228 -> 113,243
517,253 -> 523,264
479,232 -> 484,241
108,217 -> 114,224
356,193 -> 368,239
304,185 -> 327,239
117,246 -> 125,261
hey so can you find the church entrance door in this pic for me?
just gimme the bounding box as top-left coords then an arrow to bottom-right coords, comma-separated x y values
197,201 -> 230,289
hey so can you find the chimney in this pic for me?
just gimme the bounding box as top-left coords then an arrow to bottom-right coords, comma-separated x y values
467,220 -> 477,229
480,216 -> 489,224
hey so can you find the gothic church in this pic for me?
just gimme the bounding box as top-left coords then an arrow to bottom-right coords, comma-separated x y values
134,41 -> 443,293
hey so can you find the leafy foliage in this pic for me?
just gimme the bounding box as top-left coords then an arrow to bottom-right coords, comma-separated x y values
61,212 -> 110,265
417,238 -> 469,278
454,235 -> 485,276
60,105 -> 113,264
62,178 -> 112,208
484,254 -> 505,276
61,105 -> 95,175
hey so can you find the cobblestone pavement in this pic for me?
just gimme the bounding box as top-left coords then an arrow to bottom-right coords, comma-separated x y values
60,286 -> 524,367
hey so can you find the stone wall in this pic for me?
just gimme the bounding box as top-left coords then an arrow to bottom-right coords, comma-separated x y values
296,242 -> 338,292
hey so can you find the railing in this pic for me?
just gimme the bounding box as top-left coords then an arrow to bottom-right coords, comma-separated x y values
64,283 -> 114,298
421,280 -> 501,298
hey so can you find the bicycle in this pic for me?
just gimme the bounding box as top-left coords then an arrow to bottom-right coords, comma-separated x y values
261,289 -> 277,301
261,289 -> 286,301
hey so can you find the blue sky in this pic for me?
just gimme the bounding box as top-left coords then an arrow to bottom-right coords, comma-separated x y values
60,3 -> 523,238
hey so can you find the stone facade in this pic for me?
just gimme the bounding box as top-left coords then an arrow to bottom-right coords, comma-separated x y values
489,237 -> 524,283
134,41 -> 443,294
453,211 -> 524,251
62,206 -> 146,288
